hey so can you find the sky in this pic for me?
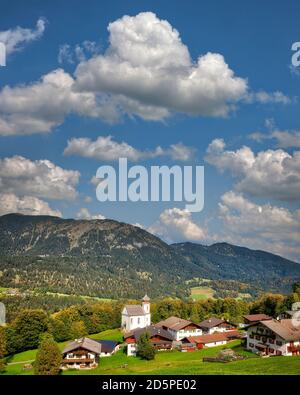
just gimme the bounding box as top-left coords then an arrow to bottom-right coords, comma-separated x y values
0,0 -> 300,261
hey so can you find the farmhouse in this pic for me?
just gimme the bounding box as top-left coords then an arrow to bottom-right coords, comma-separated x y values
121,295 -> 151,332
98,340 -> 119,357
62,337 -> 102,369
277,310 -> 300,320
124,325 -> 175,356
246,319 -> 300,356
155,316 -> 203,341
181,330 -> 242,351
243,314 -> 272,325
198,317 -> 236,334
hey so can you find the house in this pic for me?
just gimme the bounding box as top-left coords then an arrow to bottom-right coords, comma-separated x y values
198,317 -> 236,334
181,330 -> 241,351
243,314 -> 272,325
98,340 -> 119,357
155,316 -> 203,341
121,294 -> 151,332
124,325 -> 175,356
246,319 -> 300,356
277,310 -> 299,320
62,337 -> 102,369
182,333 -> 229,350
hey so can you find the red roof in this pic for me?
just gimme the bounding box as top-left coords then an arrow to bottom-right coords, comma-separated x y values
186,333 -> 228,344
243,314 -> 272,322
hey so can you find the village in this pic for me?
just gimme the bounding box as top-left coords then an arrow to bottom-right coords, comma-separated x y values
61,295 -> 300,370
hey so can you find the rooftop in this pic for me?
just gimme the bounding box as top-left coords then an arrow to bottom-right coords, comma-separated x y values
156,316 -> 200,331
124,325 -> 174,341
198,317 -> 226,329
124,305 -> 146,316
243,314 -> 272,322
62,337 -> 102,355
260,319 -> 300,341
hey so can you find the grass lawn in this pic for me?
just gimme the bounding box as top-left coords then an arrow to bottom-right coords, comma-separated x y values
3,335 -> 300,375
190,286 -> 215,300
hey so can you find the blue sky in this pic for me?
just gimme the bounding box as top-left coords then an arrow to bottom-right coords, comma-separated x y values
0,0 -> 300,261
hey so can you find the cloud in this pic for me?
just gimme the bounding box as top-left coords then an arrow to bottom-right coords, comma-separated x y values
247,91 -> 292,105
0,12 -> 291,135
249,129 -> 300,148
148,207 -> 206,243
205,138 -> 300,201
74,12 -> 248,119
64,135 -> 195,162
218,191 -> 300,262
76,207 -> 105,220
0,193 -> 61,217
0,68 -> 119,136
248,120 -> 300,148
58,41 -> 100,64
0,155 -> 80,200
0,18 -> 46,56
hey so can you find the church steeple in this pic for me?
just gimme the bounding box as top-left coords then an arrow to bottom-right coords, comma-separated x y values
142,294 -> 150,314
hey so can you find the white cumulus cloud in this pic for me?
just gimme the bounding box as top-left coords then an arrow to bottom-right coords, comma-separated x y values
218,191 -> 300,261
148,207 -> 206,243
0,155 -> 80,200
64,135 -> 195,162
205,138 -> 300,201
0,193 -> 61,217
76,207 -> 105,220
74,12 -> 248,120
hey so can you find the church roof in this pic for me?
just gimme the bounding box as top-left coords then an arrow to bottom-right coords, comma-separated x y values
142,294 -> 150,302
124,305 -> 146,316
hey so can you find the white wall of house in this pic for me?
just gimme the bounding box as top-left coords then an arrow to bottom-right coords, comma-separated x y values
206,326 -> 229,334
205,340 -> 227,347
166,327 -> 202,341
127,343 -> 137,356
246,325 -> 299,356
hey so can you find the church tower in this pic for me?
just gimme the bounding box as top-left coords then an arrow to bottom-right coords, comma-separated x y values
142,294 -> 151,325
142,294 -> 150,313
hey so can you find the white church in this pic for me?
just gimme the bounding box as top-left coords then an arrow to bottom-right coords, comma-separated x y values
121,295 -> 151,332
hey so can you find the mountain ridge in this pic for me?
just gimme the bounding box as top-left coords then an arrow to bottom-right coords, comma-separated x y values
0,213 -> 299,297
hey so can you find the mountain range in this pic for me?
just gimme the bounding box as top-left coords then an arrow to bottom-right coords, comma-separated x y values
0,213 -> 299,298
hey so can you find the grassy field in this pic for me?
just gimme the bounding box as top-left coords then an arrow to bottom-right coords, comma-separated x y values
3,332 -> 300,375
190,286 -> 215,300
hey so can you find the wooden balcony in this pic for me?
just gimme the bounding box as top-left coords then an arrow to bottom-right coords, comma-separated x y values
63,358 -> 95,364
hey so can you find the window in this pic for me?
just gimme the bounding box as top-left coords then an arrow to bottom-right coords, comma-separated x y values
249,343 -> 254,348
255,335 -> 261,340
276,340 -> 283,346
269,348 -> 274,354
268,338 -> 274,344
138,317 -> 140,324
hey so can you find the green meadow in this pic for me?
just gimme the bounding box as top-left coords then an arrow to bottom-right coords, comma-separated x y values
3,331 -> 300,375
